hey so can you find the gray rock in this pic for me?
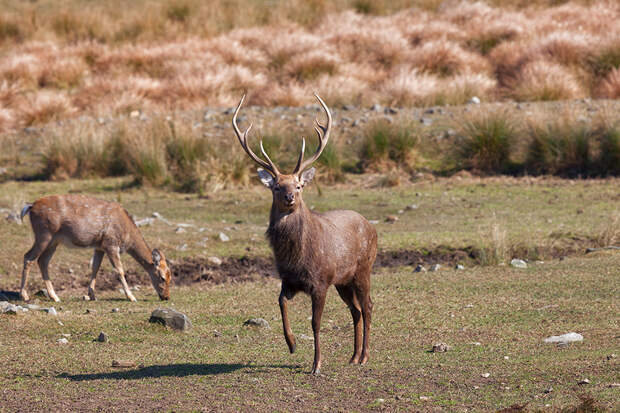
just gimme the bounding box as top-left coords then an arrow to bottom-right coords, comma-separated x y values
431,343 -> 451,352
97,332 -> 109,342
34,289 -> 50,299
429,264 -> 441,272
47,307 -> 57,316
405,204 -> 419,210
175,227 -> 186,233
455,264 -> 465,270
6,212 -> 21,224
1,302 -> 26,314
384,107 -> 399,115
578,378 -> 590,385
342,104 -> 355,111
510,259 -> 527,268
149,308 -> 192,331
299,334 -> 314,341
243,318 -> 270,329
207,256 -> 223,266
25,304 -> 42,310
424,108 -> 435,114
468,96 -> 481,105
420,117 -> 433,126
370,104 -> 382,112
57,338 -> 69,344
135,217 -> 154,227
414,264 -> 427,273
544,332 -> 583,344
368,220 -> 380,225
218,232 -> 230,242
111,308 -> 120,313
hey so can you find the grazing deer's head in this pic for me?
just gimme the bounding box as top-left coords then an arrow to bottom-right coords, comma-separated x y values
150,249 -> 171,300
232,93 -> 331,213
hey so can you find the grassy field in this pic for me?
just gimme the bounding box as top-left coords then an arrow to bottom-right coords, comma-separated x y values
0,177 -> 618,411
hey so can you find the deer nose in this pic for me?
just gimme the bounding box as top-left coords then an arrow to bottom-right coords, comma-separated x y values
285,193 -> 294,203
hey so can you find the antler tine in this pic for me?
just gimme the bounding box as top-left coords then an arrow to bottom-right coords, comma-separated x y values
292,138 -> 306,175
232,95 -> 280,176
295,93 -> 332,175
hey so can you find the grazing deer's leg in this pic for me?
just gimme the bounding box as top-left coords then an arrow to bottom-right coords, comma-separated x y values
336,285 -> 363,364
87,250 -> 105,301
38,242 -> 60,302
311,291 -> 327,375
357,285 -> 373,365
106,248 -> 136,302
279,285 -> 297,353
20,234 -> 53,301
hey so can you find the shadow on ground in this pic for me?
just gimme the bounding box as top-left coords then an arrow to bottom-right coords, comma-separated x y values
58,363 -> 299,381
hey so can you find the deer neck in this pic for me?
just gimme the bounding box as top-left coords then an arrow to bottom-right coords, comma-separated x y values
267,201 -> 312,269
127,230 -> 154,273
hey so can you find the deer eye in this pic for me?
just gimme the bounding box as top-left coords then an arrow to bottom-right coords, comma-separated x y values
296,185 -> 301,190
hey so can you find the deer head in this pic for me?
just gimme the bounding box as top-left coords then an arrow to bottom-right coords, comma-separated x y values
150,249 -> 171,300
232,94 -> 332,212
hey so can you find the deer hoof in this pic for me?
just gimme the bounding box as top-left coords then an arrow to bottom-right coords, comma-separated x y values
359,355 -> 369,365
288,341 -> 296,354
311,367 -> 321,376
349,356 -> 360,364
20,291 -> 30,301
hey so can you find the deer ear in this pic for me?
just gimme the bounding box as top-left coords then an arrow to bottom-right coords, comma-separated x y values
300,167 -> 316,186
257,168 -> 274,188
152,249 -> 161,266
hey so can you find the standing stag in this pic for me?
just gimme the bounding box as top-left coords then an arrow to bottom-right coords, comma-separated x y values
20,194 -> 171,302
233,94 -> 377,374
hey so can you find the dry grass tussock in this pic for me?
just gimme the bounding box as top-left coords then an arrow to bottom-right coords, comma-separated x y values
1,2 -> 620,131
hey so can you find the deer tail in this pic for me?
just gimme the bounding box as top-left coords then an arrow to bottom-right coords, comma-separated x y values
20,203 -> 33,222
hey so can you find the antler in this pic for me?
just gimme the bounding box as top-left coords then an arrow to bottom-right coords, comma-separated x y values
293,94 -> 332,175
232,94 -> 280,176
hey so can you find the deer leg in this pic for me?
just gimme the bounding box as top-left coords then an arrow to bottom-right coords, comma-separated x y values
357,286 -> 373,365
106,248 -> 136,302
38,243 -> 60,302
310,291 -> 326,375
279,285 -> 297,353
20,235 -> 53,301
87,250 -> 105,301
336,285 -> 363,364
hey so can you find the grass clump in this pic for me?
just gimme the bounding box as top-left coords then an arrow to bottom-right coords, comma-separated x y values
453,111 -> 518,174
359,119 -> 420,172
596,124 -> 620,176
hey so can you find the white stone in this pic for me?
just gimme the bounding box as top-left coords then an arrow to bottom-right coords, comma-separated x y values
544,332 -> 583,344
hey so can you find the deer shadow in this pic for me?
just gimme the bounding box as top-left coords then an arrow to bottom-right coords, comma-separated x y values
58,363 -> 300,381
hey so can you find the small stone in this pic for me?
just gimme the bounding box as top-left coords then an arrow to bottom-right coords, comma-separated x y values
419,396 -> 430,401
468,96 -> 481,105
111,308 -> 120,313
6,212 -> 21,224
464,304 -> 474,308
544,387 -> 553,394
130,110 -> 140,118
369,220 -> 380,225
213,330 -> 222,337
85,309 -> 96,314
405,204 -> 418,210
544,332 -> 583,344
34,289 -> 50,299
97,332 -> 108,342
384,107 -> 398,115
504,356 -> 510,360
424,108 -> 435,114
609,383 -> 620,388
375,398 -> 385,404
149,308 -> 192,331
82,295 -> 91,301
510,259 -> 527,268
299,334 -> 314,341
578,378 -> 590,385
481,373 -> 490,378
47,307 -> 57,316
25,304 -> 41,310
385,215 -> 399,223
342,104 -> 355,111
370,104 -> 382,112
175,227 -> 186,233
455,264 -> 465,270
61,333 -> 71,337
429,264 -> 441,272
431,343 -> 450,353
414,264 -> 427,273
57,338 -> 68,344
607,354 -> 617,360
243,318 -> 270,329
420,117 -> 433,126
218,232 -> 230,242
176,244 -> 188,251
207,256 -> 223,266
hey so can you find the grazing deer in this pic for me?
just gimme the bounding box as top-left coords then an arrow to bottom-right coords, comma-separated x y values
232,94 -> 377,374
20,194 -> 171,302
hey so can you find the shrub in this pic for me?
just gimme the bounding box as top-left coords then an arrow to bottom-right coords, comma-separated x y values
454,111 -> 518,174
524,119 -> 593,177
359,119 -> 420,172
596,124 -> 620,176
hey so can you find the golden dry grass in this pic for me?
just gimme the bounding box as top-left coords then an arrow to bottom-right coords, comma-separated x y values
1,1 -> 619,133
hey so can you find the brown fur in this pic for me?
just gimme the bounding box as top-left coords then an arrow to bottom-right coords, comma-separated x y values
233,93 -> 377,374
20,194 -> 171,302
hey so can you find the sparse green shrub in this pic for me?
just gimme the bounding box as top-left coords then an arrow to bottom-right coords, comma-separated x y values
525,119 -> 593,177
359,119 -> 420,171
0,17 -> 21,42
596,124 -> 620,176
454,112 -> 518,174
166,3 -> 192,23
